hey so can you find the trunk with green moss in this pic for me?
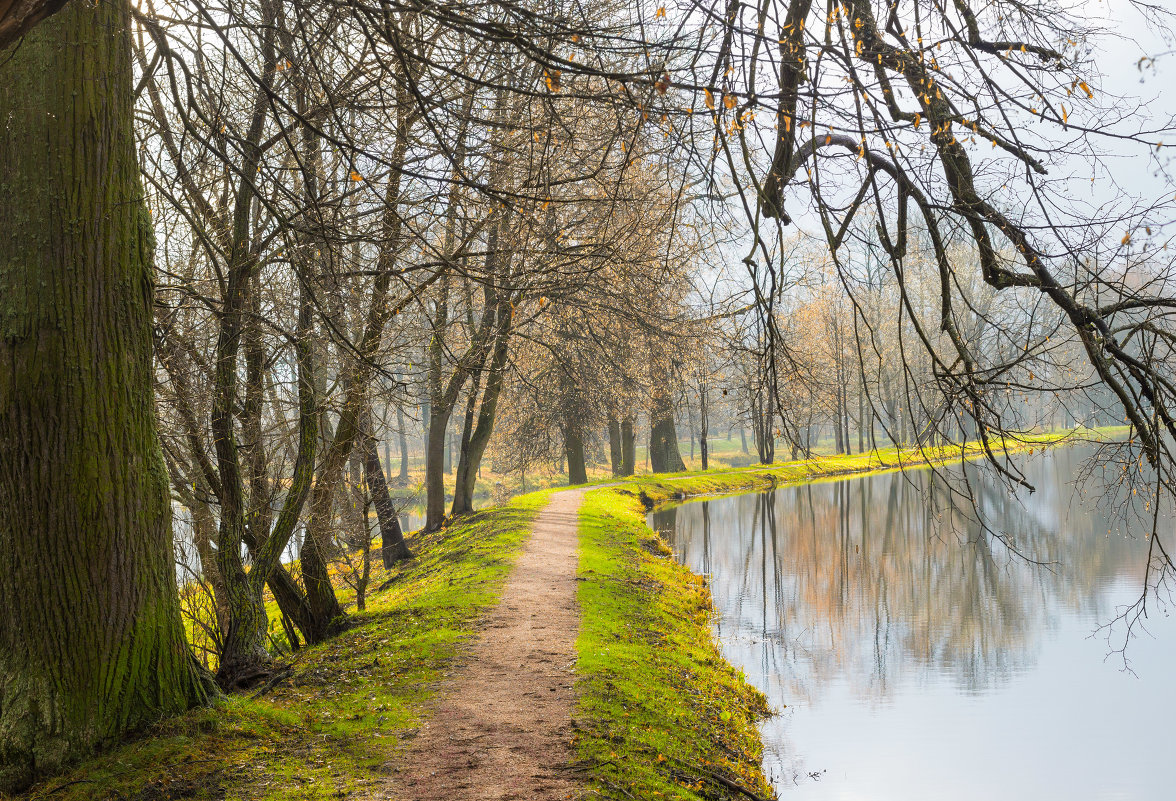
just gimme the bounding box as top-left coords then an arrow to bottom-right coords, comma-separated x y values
0,2 -> 210,789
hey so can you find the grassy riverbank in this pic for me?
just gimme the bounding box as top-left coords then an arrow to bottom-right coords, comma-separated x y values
620,425 -> 1127,507
570,424 -> 1127,800
10,425 -> 1122,799
574,489 -> 775,800
14,491 -> 551,801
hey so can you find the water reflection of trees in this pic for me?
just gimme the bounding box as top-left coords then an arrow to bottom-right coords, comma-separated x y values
655,449 -> 1158,705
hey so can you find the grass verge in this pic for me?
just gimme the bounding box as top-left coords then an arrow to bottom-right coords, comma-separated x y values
13,490 -> 552,801
621,425 -> 1129,508
574,489 -> 774,801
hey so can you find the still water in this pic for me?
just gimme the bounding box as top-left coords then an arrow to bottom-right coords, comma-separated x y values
650,448 -> 1176,801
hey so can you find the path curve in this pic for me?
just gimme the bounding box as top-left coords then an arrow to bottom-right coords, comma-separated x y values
388,489 -> 585,800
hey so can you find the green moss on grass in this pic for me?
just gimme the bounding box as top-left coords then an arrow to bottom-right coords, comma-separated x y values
574,490 -> 774,801
13,490 -> 553,801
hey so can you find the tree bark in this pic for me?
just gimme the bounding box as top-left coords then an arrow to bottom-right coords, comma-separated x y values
396,404 -> 409,484
0,2 -> 211,788
565,420 -> 589,485
620,416 -> 636,476
424,400 -> 453,530
649,392 -> 686,473
362,412 -> 411,567
0,0 -> 67,50
607,414 -> 624,476
452,308 -> 512,516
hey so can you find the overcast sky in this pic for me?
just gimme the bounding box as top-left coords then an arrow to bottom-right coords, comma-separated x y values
1090,0 -> 1176,199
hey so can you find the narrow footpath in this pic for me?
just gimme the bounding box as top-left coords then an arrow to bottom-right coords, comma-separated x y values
388,489 -> 586,800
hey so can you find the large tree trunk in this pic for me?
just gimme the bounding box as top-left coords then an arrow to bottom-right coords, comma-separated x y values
565,421 -> 589,485
0,2 -> 211,789
648,392 -> 686,473
620,416 -> 636,476
607,414 -> 624,476
424,402 -> 453,530
215,576 -> 271,690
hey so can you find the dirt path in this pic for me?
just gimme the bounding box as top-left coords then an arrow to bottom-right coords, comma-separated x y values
387,489 -> 585,800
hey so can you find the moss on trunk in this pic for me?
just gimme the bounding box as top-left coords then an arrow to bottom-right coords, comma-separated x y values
0,1 -> 210,789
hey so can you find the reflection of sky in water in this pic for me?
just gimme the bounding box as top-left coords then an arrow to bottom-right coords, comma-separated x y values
650,448 -> 1176,800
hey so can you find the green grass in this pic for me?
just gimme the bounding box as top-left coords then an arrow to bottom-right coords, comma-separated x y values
11,424 -> 1125,800
13,490 -> 553,801
573,489 -> 774,801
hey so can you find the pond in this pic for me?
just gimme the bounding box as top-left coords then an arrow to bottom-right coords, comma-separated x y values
649,447 -> 1176,801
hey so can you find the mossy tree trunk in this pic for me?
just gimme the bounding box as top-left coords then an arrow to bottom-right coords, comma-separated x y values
0,1 -> 211,790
